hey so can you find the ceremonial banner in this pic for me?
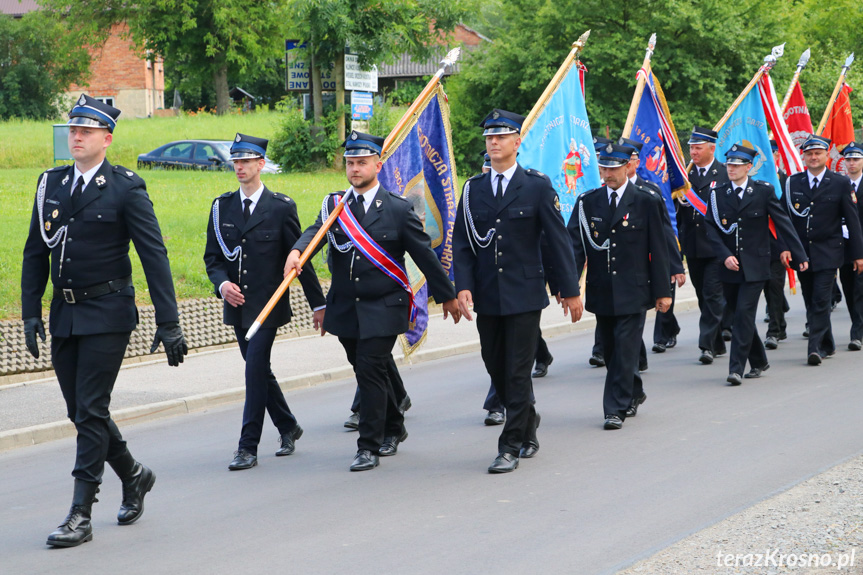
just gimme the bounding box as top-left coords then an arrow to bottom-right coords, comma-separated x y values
519,59 -> 600,224
758,73 -> 804,177
715,87 -> 783,196
378,84 -> 457,356
630,68 -> 690,234
822,83 -> 854,174
783,81 -> 814,148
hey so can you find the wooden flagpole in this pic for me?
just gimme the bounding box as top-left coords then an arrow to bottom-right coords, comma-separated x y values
245,49 -> 462,341
622,33 -> 657,138
816,52 -> 855,135
521,30 -> 591,138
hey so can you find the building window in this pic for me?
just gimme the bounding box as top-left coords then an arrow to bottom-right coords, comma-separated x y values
95,97 -> 115,107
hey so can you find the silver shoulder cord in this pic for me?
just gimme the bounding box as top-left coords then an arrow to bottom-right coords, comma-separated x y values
578,198 -> 613,271
323,194 -> 354,253
710,189 -> 739,254
212,199 -> 243,278
462,179 -> 496,256
785,175 -> 810,218
37,172 -> 69,277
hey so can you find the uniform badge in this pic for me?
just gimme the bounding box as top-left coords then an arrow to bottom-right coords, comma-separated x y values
622,221 -> 629,227
95,175 -> 106,186
235,134 -> 241,142
553,195 -> 561,212
52,209 -> 59,219
351,132 -> 358,140
62,175 -> 70,186
794,203 -> 800,209
492,111 -> 500,119
722,218 -> 727,225
593,231 -> 599,238
44,221 -> 51,231
710,181 -> 717,189
126,171 -> 133,177
78,95 -> 86,106
590,222 -> 595,229
746,187 -> 752,194
375,199 -> 382,208
711,169 -> 718,175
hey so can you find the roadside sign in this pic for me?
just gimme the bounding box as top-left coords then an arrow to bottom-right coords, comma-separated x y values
285,40 -> 335,92
351,91 -> 374,120
344,54 -> 378,92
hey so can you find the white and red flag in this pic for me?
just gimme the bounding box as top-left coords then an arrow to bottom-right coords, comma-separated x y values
822,83 -> 854,174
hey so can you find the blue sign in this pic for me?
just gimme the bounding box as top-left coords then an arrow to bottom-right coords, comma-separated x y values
519,64 -> 600,224
351,91 -> 374,120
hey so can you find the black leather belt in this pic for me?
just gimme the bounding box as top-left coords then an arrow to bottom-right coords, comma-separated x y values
54,276 -> 133,304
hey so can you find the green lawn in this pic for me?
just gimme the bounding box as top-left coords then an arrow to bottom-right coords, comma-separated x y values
1,167 -> 346,320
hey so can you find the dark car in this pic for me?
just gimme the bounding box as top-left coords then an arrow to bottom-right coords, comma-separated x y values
137,140 -> 280,173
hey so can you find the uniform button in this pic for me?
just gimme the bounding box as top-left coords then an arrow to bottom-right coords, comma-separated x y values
498,252 -> 503,256
243,254 -> 247,259
612,243 -> 616,247
67,279 -> 72,284
69,217 -> 75,222
356,256 -> 361,261
612,271 -> 617,275
67,238 -> 72,242
242,270 -> 247,274
497,235 -> 503,240
243,284 -> 248,289
355,278 -> 360,282
519,211 -> 524,215
242,239 -> 246,244
97,214 -> 102,219
355,297 -> 360,302
496,219 -> 501,223
498,268 -> 503,273
612,229 -> 616,234
611,257 -> 616,261
65,258 -> 71,263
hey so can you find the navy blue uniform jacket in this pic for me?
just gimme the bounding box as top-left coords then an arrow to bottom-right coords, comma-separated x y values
21,160 -> 178,337
704,179 -> 807,283
678,159 -> 729,259
453,165 -> 579,316
204,187 -> 326,329
568,182 -> 671,316
293,188 -> 456,339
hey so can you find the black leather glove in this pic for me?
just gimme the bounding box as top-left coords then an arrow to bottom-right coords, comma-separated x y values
23,317 -> 46,359
149,321 -> 188,367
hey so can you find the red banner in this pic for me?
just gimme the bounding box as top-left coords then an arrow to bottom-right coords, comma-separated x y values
759,73 -> 804,175
782,81 -> 814,149
823,83 -> 854,174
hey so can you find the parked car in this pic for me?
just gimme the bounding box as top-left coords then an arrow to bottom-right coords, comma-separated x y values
137,140 -> 281,173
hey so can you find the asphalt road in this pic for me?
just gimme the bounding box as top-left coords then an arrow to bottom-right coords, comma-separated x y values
2,301 -> 862,575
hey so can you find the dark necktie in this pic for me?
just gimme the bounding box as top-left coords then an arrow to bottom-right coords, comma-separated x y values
243,198 -> 252,222
353,194 -> 366,224
495,174 -> 504,204
811,177 -> 819,192
853,182 -> 857,192
71,176 -> 84,207
735,186 -> 743,199
609,191 -> 618,218
698,168 -> 705,178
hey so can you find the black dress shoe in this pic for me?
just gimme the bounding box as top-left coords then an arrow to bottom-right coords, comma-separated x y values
625,393 -> 647,418
652,342 -> 667,353
764,336 -> 779,350
722,329 -> 732,342
803,325 -> 810,338
344,412 -> 359,430
589,353 -> 606,367
744,364 -> 769,379
778,332 -> 787,341
276,425 -> 304,457
807,352 -> 822,366
117,464 -> 155,525
532,356 -> 553,378
603,414 -> 623,430
699,349 -> 714,364
379,430 -> 408,456
398,395 -> 412,414
350,449 -> 379,471
666,336 -> 677,349
488,452 -> 519,473
726,373 -> 743,386
639,359 -> 649,372
519,442 -> 539,458
484,411 -> 505,426
228,450 -> 257,471
849,339 -> 862,351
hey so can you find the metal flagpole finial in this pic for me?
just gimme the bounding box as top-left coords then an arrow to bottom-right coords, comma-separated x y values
763,43 -> 785,69
797,48 -> 811,69
573,30 -> 591,50
843,52 -> 855,70
648,33 -> 657,53
440,47 -> 461,70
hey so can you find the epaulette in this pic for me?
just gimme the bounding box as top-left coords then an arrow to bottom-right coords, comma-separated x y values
213,191 -> 233,204
580,186 -> 603,196
467,172 -> 486,182
113,165 -> 140,180
272,191 -> 293,203
526,168 -> 549,179
635,183 -> 657,196
45,165 -> 69,173
389,191 -> 408,201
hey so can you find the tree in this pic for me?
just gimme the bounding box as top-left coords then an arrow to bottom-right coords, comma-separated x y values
288,0 -> 474,167
40,0 -> 290,115
446,0 -> 793,171
0,13 -> 90,120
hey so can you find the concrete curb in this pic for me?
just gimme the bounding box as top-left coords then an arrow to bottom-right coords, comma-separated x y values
0,297 -> 698,453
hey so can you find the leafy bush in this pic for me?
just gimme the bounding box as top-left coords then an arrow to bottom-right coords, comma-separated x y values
269,100 -> 349,172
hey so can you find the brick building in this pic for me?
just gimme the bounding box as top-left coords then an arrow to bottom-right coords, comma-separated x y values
1,1 -> 164,118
